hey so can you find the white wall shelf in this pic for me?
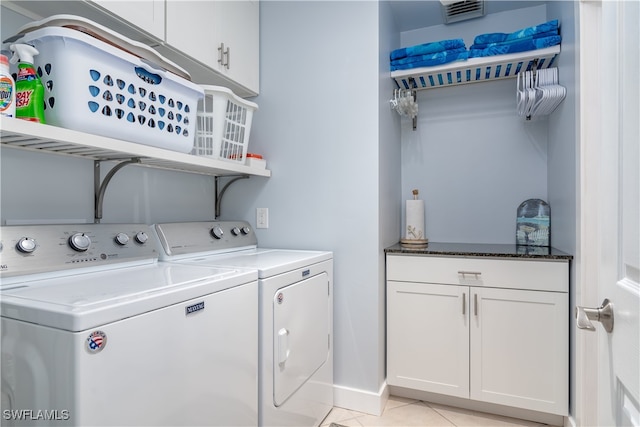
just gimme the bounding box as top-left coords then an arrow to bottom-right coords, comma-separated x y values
0,117 -> 271,178
391,45 -> 560,90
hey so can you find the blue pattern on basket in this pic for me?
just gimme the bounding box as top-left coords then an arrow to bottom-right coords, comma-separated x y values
80,68 -> 192,138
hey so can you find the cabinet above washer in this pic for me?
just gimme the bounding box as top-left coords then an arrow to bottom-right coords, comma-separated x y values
2,0 -> 260,97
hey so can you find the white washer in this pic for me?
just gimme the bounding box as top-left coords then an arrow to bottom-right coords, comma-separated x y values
0,223 -> 258,426
154,221 -> 333,427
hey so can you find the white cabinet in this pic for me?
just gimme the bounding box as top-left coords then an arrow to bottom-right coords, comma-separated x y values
165,0 -> 259,95
2,0 -> 260,97
90,0 -> 165,40
387,281 -> 470,398
386,254 -> 569,416
469,286 -> 568,414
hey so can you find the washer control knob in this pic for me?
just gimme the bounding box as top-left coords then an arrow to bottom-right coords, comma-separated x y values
69,233 -> 91,252
114,233 -> 130,246
241,226 -> 251,235
135,231 -> 149,244
211,226 -> 224,240
231,227 -> 241,236
16,237 -> 37,253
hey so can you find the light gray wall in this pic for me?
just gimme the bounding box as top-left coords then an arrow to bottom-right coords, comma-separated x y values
0,147 -> 217,225
546,0 -> 578,418
222,1 -> 388,394
378,0 -> 402,391
399,5 -> 551,244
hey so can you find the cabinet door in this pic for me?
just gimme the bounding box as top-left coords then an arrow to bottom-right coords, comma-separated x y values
166,1 -> 219,70
91,0 -> 165,40
165,0 -> 259,94
214,1 -> 259,93
387,281 -> 469,398
470,287 -> 568,415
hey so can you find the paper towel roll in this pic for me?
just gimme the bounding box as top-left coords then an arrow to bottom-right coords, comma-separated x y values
405,199 -> 425,240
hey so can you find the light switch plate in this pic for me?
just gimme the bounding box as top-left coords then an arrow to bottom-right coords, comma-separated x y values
257,208 -> 269,229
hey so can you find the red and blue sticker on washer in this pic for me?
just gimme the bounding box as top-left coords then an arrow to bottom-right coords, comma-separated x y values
86,330 -> 107,354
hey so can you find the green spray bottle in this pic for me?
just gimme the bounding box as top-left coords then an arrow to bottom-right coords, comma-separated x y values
10,43 -> 46,123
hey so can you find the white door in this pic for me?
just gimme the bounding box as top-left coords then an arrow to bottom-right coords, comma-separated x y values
577,1 -> 640,426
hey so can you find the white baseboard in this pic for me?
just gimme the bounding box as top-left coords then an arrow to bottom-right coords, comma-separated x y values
333,382 -> 389,416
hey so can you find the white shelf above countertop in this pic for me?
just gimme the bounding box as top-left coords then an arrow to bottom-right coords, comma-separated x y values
0,118 -> 270,178
391,45 -> 561,90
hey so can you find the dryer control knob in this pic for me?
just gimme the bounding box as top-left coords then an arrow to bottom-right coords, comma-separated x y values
114,233 -> 130,246
211,226 -> 224,240
135,231 -> 149,244
231,227 -> 241,236
16,237 -> 37,253
69,233 -> 91,252
241,226 -> 251,235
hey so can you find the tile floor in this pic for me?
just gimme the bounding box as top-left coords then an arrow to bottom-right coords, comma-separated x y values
321,396 -> 549,427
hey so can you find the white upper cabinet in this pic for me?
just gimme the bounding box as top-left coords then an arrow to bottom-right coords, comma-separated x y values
2,0 -> 260,97
165,1 -> 218,72
91,0 -> 165,40
165,0 -> 259,96
214,0 -> 259,94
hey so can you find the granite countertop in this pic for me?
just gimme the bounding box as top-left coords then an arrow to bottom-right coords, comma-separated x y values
385,242 -> 573,260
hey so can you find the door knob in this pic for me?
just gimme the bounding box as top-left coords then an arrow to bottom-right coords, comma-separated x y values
575,298 -> 614,333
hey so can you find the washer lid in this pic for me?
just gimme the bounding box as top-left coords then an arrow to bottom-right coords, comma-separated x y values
175,248 -> 332,278
0,263 -> 256,332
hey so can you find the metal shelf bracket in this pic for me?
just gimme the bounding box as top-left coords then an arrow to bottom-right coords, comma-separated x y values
215,175 -> 249,219
94,158 -> 141,223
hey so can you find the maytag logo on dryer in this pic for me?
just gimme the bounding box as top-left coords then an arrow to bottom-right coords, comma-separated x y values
0,264 -> 8,272
185,301 -> 205,315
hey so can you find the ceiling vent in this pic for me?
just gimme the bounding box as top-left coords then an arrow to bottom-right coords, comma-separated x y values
441,0 -> 485,24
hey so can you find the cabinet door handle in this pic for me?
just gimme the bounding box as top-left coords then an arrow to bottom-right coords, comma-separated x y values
474,293 -> 478,316
218,43 -> 230,69
462,292 -> 466,315
458,270 -> 482,279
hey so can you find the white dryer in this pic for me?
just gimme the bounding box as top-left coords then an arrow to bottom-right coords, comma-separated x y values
0,223 -> 258,426
154,221 -> 334,427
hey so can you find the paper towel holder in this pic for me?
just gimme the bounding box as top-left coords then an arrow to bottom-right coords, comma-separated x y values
401,189 -> 429,247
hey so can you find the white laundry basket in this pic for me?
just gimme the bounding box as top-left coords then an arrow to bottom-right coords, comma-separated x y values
194,85 -> 257,163
13,26 -> 203,153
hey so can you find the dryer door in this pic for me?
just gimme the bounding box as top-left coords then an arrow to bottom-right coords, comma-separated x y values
273,272 -> 330,407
